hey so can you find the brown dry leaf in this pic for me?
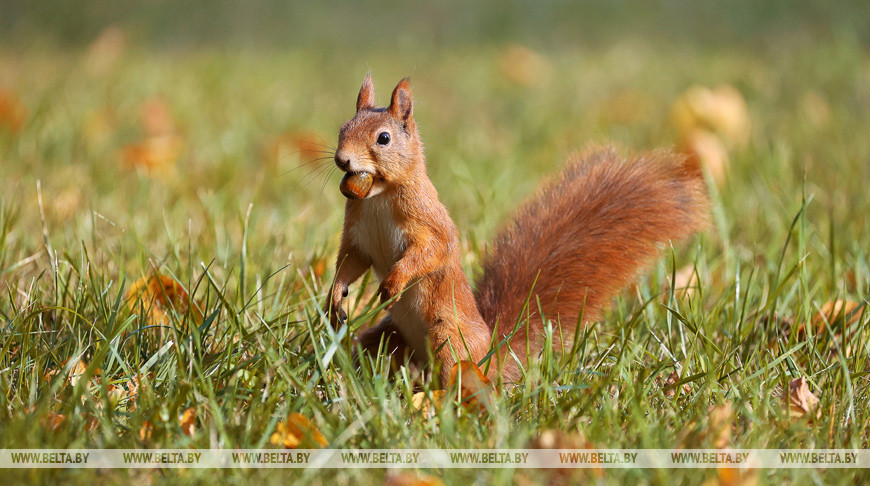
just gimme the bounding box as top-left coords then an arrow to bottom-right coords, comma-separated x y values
85,416 -> 100,432
672,85 -> 750,149
180,407 -> 197,436
122,135 -> 183,174
662,371 -> 692,398
787,377 -> 820,419
499,45 -> 553,87
43,413 -> 67,432
411,390 -> 447,416
126,273 -> 202,326
528,429 -> 601,479
707,403 -> 733,448
384,472 -> 445,486
812,299 -> 864,328
448,360 -> 496,412
716,467 -> 759,486
310,255 -> 327,280
528,429 -> 588,449
264,130 -> 328,168
139,420 -> 153,441
141,97 -> 175,137
682,129 -> 730,185
0,87 -> 26,133
51,187 -> 83,221
270,413 -> 327,449
107,384 -> 129,409
668,265 -> 700,297
67,359 -> 90,387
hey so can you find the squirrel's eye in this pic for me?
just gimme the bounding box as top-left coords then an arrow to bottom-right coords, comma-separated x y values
376,132 -> 391,145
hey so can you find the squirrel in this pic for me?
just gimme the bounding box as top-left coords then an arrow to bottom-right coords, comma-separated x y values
326,74 -> 709,385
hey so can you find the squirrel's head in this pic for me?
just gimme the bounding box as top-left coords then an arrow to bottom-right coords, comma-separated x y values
334,74 -> 423,197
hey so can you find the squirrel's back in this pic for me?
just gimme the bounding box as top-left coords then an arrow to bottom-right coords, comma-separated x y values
474,146 -> 709,358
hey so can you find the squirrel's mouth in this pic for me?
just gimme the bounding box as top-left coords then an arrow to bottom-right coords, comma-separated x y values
339,171 -> 377,199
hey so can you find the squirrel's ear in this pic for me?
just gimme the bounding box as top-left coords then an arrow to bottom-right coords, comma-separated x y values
388,77 -> 414,125
356,73 -> 375,112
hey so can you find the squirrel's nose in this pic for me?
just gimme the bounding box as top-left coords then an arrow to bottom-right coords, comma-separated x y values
334,153 -> 351,171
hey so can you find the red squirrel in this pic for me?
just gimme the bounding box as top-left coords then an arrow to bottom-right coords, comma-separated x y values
327,74 -> 709,384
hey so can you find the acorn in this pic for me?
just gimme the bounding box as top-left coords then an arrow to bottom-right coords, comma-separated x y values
339,172 -> 374,199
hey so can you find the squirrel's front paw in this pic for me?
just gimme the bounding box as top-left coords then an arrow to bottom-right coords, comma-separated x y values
377,279 -> 401,309
327,284 -> 348,328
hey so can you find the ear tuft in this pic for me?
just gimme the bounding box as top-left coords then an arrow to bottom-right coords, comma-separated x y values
388,77 -> 413,123
356,73 -> 375,112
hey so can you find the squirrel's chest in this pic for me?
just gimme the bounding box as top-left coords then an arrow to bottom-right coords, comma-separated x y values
352,198 -> 407,278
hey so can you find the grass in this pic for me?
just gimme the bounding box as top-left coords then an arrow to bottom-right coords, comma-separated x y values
1,17 -> 870,485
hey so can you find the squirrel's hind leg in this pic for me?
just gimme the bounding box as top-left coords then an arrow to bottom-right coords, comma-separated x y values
353,315 -> 418,374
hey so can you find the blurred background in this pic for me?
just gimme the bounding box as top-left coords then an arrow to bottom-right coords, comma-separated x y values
0,0 -> 868,286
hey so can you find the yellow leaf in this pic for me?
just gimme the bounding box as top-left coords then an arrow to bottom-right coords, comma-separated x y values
122,135 -> 183,174
787,377 -> 820,419
270,413 -> 327,449
448,360 -> 496,412
180,407 -> 197,436
126,273 -> 201,326
672,85 -> 750,149
682,129 -> 730,186
411,390 -> 447,416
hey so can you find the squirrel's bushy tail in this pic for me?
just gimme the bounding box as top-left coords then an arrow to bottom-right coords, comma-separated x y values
474,146 -> 709,360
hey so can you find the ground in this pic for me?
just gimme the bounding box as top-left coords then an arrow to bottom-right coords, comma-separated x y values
0,2 -> 869,484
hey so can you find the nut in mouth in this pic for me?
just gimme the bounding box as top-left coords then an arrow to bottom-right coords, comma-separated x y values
339,171 -> 375,199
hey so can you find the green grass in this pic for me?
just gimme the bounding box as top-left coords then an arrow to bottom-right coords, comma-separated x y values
1,22 -> 870,485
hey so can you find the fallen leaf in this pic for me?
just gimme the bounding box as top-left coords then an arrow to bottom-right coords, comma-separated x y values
43,413 -> 67,432
528,429 -> 600,478
499,45 -> 553,87
270,413 -> 327,449
448,360 -> 496,412
717,466 -> 759,486
672,85 -> 750,149
662,370 -> 692,398
51,187 -> 83,221
384,472 -> 445,486
141,97 -> 175,137
139,420 -> 153,441
180,407 -> 196,436
812,299 -> 864,329
122,134 -> 183,174
0,87 -> 26,133
67,359 -> 90,387
786,377 -> 820,419
528,429 -> 588,449
126,272 -> 202,326
668,265 -> 701,297
264,130 -> 329,168
707,403 -> 733,448
682,129 -> 730,185
411,390 -> 447,416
